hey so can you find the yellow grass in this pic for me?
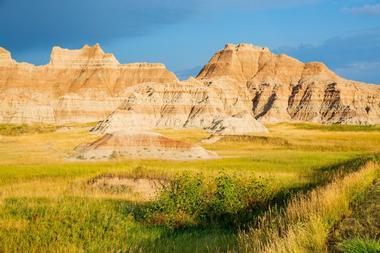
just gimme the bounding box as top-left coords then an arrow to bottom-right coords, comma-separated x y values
0,123 -> 379,203
0,123 -> 379,252
238,161 -> 379,253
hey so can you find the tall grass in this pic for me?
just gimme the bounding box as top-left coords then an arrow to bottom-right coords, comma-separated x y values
291,123 -> 380,132
0,197 -> 161,252
0,124 -> 57,136
238,161 -> 379,253
0,124 -> 379,252
337,237 -> 380,253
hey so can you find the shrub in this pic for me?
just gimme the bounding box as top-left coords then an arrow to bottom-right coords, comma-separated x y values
337,238 -> 380,253
146,173 -> 207,229
143,173 -> 268,229
206,174 -> 267,227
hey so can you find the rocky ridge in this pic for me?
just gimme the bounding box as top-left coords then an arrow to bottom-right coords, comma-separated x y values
91,78 -> 267,135
198,43 -> 380,125
0,44 -> 177,124
0,43 -> 379,134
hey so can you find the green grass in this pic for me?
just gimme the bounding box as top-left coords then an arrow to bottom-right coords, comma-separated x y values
292,123 -> 380,132
0,122 -> 379,252
0,124 -> 57,136
328,171 -> 380,252
338,238 -> 380,253
0,122 -> 98,136
0,197 -> 161,252
133,229 -> 237,253
237,161 -> 379,253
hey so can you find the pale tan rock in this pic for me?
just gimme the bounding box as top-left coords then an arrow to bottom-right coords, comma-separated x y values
0,47 -> 15,66
197,43 -> 271,82
91,78 -> 267,135
197,43 -> 380,125
0,44 -> 178,124
1,42 -> 378,130
49,44 -> 120,68
76,130 -> 217,160
0,44 -> 267,134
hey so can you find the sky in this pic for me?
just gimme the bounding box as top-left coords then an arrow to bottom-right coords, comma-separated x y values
0,0 -> 379,83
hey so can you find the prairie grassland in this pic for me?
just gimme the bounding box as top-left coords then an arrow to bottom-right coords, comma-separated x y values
238,160 -> 379,253
329,174 -> 380,252
0,123 -> 379,252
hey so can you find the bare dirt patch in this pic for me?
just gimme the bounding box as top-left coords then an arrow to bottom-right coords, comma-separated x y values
88,174 -> 166,200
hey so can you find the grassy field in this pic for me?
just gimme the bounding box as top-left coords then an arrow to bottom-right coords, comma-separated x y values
0,123 -> 379,252
328,172 -> 380,252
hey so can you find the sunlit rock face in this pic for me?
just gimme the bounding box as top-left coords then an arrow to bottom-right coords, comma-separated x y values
0,44 -> 178,124
0,42 -> 379,133
197,43 -> 380,125
91,78 -> 267,135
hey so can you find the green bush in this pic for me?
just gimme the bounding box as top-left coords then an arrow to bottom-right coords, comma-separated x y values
146,173 -> 207,229
211,174 -> 245,214
338,238 -> 380,253
206,174 -> 267,226
144,173 -> 268,229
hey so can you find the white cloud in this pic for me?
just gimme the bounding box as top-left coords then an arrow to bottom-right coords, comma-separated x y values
343,4 -> 380,16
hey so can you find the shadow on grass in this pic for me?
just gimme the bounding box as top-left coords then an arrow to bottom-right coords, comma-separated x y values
129,154 -> 379,252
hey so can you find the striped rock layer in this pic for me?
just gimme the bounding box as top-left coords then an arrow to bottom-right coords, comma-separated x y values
198,43 -> 380,125
1,43 -> 379,136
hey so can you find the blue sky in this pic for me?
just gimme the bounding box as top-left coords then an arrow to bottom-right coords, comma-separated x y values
0,0 -> 379,83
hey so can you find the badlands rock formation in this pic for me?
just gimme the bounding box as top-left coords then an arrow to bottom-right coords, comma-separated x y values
91,78 -> 267,134
0,42 -> 379,133
198,43 -> 380,124
0,44 -> 267,135
75,131 -> 217,160
0,44 -> 177,124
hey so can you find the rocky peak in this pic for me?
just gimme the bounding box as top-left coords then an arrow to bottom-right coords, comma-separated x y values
0,47 -> 15,66
197,43 -> 380,125
197,43 -> 340,84
0,42 -> 378,126
197,43 -> 273,81
49,43 -> 120,68
224,43 -> 269,52
301,62 -> 340,81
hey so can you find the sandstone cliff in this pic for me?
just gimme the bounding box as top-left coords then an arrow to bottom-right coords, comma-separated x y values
0,43 -> 379,133
0,44 -> 177,124
91,78 -> 267,135
197,43 -> 380,125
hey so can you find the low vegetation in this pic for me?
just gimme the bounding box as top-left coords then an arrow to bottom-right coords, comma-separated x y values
0,123 -> 378,252
0,124 -> 57,136
293,123 -> 380,132
0,197 -> 159,252
142,173 -> 270,229
0,122 -> 96,136
237,161 -> 378,253
337,238 -> 380,253
328,173 -> 380,252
